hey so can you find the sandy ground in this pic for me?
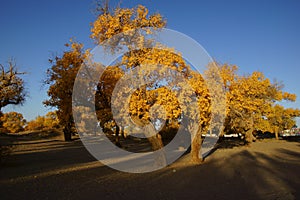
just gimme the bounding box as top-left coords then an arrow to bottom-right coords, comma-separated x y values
0,132 -> 299,200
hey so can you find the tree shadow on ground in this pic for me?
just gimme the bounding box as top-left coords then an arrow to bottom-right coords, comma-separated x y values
215,137 -> 246,149
0,139 -> 96,177
282,136 -> 300,143
0,137 -> 299,200
170,143 -> 300,200
2,129 -> 63,140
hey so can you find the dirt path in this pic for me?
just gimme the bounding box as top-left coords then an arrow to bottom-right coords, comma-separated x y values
0,134 -> 299,200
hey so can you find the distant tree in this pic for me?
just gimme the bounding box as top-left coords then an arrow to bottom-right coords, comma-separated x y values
26,111 -> 60,131
227,71 -> 273,143
0,112 -> 26,133
261,105 -> 300,139
219,64 -> 300,143
0,60 -> 26,119
43,111 -> 60,129
25,116 -> 44,131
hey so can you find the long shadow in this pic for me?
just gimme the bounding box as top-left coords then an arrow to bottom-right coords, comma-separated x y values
0,139 -> 97,179
1,136 -> 300,200
216,137 -> 246,149
202,137 -> 246,159
2,130 -> 62,140
9,139 -> 63,146
177,145 -> 300,200
282,136 -> 300,142
3,142 -> 298,200
205,136 -> 293,159
248,149 -> 300,199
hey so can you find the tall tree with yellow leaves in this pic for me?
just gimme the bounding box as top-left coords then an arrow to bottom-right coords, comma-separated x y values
91,4 -> 212,163
44,41 -> 88,141
26,111 -> 60,131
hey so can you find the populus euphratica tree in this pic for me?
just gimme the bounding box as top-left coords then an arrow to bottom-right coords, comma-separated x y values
219,63 -> 299,143
0,60 -> 26,113
44,42 -> 88,141
90,4 -> 213,163
0,60 -> 26,129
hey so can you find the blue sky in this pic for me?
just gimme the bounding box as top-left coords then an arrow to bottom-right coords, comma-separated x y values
1,0 -> 300,123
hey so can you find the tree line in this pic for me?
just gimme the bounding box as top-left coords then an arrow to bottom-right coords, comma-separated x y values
0,111 -> 59,133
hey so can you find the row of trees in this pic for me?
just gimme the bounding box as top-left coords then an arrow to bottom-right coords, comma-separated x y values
0,111 -> 59,133
0,3 -> 299,163
43,4 -> 300,163
26,111 -> 60,131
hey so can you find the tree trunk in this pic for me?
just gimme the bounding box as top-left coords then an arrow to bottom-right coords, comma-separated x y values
63,130 -> 72,141
244,115 -> 255,144
115,125 -> 122,147
147,133 -> 164,151
275,131 -> 279,140
245,128 -> 255,144
191,129 -> 203,164
63,123 -> 72,141
275,127 -> 279,140
147,133 -> 166,166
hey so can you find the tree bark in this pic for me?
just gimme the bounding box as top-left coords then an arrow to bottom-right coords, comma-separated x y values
244,115 -> 255,144
191,129 -> 203,164
245,128 -> 255,144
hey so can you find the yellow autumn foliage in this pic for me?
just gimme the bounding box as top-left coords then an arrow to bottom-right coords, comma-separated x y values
91,5 -> 166,45
1,112 -> 26,133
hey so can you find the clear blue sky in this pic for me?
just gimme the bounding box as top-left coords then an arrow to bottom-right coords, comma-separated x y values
1,0 -> 300,124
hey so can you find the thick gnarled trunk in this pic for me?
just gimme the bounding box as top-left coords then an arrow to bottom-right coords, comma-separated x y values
244,128 -> 256,144
244,115 -> 255,144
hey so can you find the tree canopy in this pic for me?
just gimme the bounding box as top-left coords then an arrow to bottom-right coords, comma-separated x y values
26,111 -> 60,131
0,60 -> 26,112
0,112 -> 26,133
219,64 -> 300,143
44,42 -> 88,141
